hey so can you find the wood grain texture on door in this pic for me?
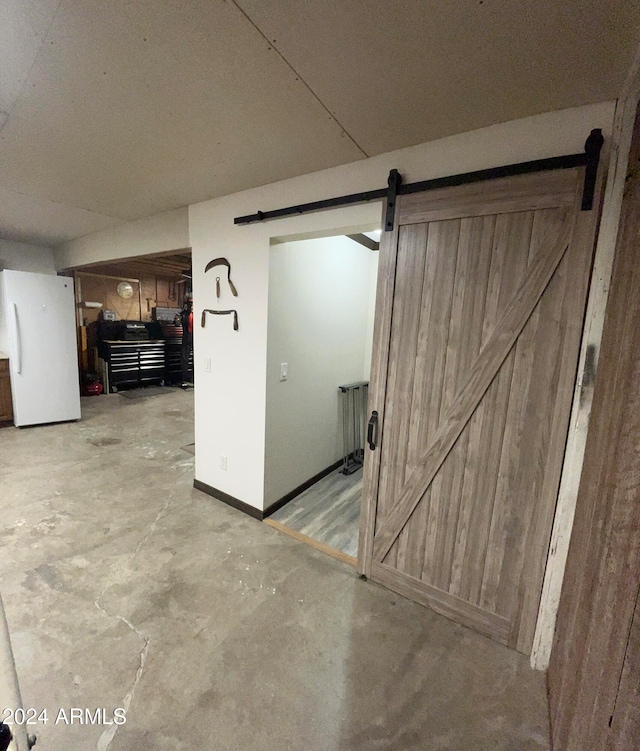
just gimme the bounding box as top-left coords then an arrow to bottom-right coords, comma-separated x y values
608,592 -> 640,750
359,168 -> 600,653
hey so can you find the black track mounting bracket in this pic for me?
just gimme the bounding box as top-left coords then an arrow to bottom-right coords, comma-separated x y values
384,168 -> 402,232
581,128 -> 604,211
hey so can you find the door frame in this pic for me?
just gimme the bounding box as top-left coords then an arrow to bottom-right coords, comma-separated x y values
548,98 -> 640,749
531,93 -> 640,668
261,224 -> 381,561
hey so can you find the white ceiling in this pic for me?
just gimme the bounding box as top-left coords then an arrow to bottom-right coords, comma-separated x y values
0,0 -> 638,247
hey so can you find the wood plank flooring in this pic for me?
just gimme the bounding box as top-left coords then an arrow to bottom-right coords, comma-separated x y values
269,469 -> 361,558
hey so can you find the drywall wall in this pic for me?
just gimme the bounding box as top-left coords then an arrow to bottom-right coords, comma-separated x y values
190,101 -> 615,512
0,239 -> 56,352
363,251 -> 379,377
264,235 -> 378,507
0,239 -> 56,274
54,207 -> 189,270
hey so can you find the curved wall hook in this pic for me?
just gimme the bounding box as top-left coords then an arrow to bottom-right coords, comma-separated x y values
204,258 -> 238,296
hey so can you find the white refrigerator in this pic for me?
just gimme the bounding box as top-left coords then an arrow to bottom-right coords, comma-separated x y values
1,270 -> 81,427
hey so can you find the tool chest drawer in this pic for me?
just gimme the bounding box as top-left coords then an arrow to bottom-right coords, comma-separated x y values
102,341 -> 165,392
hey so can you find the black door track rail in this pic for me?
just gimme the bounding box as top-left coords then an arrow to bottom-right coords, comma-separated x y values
234,129 -> 604,232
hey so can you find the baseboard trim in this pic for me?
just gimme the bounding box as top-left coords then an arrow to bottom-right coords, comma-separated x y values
193,479 -> 263,520
262,459 -> 344,518
195,458 -> 352,522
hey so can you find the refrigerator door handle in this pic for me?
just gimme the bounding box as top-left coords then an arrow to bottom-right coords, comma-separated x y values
12,303 -> 22,375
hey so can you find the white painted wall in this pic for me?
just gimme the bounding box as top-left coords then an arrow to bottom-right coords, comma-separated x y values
190,101 -> 616,512
0,239 -> 56,352
363,251 -> 379,378
0,239 -> 56,274
54,207 -> 190,270
264,235 -> 377,507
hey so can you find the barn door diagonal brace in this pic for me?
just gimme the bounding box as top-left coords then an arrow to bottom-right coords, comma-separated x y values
372,218 -> 573,560
233,129 -> 604,229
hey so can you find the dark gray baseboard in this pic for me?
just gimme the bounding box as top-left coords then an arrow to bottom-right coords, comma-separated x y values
262,459 -> 343,519
193,479 -> 263,520
194,458 -> 347,521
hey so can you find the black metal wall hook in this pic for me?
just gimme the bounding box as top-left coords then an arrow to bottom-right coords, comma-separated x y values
204,258 -> 238,296
201,308 -> 239,331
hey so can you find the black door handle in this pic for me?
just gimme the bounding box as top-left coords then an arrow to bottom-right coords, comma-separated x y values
367,410 -> 379,450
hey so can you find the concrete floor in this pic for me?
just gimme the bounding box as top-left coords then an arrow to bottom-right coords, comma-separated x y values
0,390 -> 550,751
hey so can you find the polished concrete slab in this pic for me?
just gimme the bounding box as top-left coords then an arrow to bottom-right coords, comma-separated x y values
0,391 -> 549,750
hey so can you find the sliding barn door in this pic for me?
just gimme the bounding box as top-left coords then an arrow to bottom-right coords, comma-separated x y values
359,168 -> 600,653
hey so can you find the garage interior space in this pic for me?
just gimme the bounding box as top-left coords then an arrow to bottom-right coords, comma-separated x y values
0,392 -> 550,751
69,249 -> 194,395
1,2 -> 640,750
263,232 -> 378,561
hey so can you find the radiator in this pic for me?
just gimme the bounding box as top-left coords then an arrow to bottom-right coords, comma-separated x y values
338,381 -> 369,475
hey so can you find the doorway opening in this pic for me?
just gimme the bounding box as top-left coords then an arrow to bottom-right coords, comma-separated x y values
65,248 -> 193,392
62,248 -> 196,451
262,229 -> 379,564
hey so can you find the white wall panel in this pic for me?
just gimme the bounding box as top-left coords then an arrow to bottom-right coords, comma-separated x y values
264,235 -> 377,506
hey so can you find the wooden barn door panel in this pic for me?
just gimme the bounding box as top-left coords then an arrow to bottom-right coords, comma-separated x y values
360,168 -> 599,653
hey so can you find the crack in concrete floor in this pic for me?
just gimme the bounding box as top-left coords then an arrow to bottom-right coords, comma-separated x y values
0,391 -> 550,750
92,463 -> 192,750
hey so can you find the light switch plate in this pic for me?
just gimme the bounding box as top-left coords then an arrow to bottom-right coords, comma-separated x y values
280,363 -> 288,381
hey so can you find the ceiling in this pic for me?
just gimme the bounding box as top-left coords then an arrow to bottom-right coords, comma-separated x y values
73,249 -> 191,280
1,1 -> 638,248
